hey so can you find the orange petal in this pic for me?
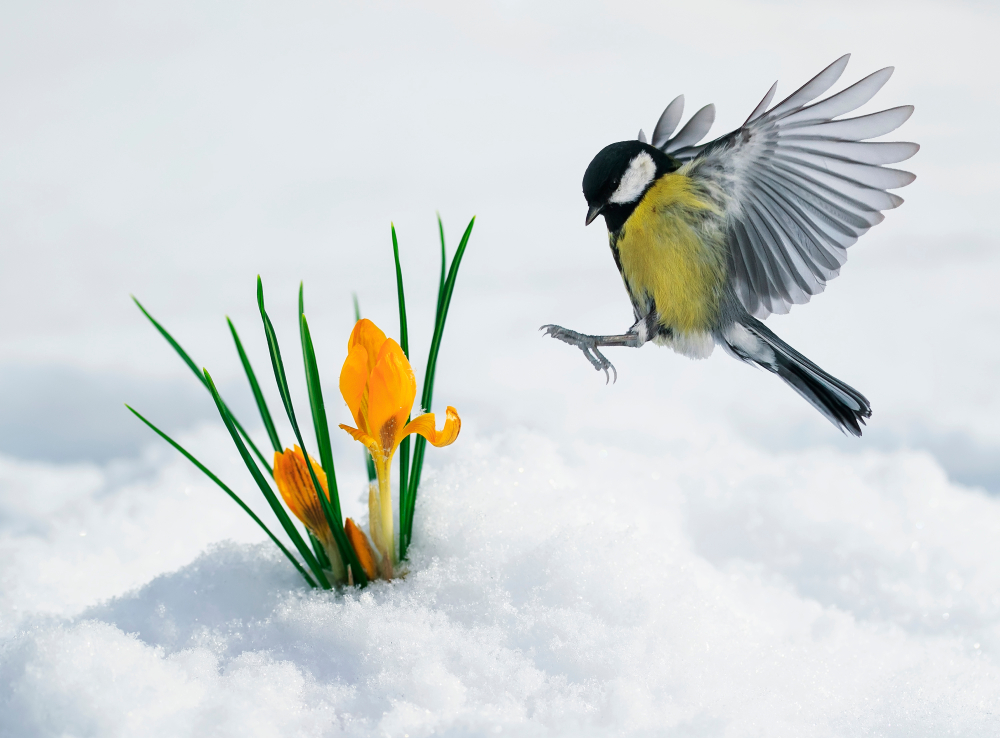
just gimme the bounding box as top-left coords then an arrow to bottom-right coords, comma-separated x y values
347,319 -> 387,375
339,343 -> 370,432
344,518 -> 379,580
339,424 -> 381,457
273,446 -> 332,545
402,406 -> 461,447
366,339 -> 416,455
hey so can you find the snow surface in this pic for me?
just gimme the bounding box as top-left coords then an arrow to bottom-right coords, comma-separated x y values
3,0 -> 1000,735
3,423 -> 1000,735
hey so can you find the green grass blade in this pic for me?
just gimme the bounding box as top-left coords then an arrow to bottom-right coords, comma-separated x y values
228,317 -> 282,453
132,295 -> 202,380
203,368 -> 331,588
298,283 -> 341,517
257,277 -> 368,586
391,224 -> 410,359
309,530 -> 332,569
419,215 -> 475,414
401,215 -> 475,557
352,293 -> 362,322
300,313 -> 367,584
364,447 -> 376,483
133,296 -> 273,475
436,212 -> 447,317
125,404 -> 317,588
257,277 -> 303,437
299,312 -> 343,523
392,223 -> 413,545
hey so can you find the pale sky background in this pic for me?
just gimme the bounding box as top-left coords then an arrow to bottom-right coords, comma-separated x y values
1,0 -> 998,486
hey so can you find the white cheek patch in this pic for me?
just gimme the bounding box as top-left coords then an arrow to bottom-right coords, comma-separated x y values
609,151 -> 656,204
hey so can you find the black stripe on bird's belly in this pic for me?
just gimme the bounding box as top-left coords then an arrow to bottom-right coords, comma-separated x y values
609,229 -> 625,277
609,229 -> 643,316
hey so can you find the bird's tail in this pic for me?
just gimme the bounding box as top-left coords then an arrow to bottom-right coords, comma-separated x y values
722,318 -> 871,436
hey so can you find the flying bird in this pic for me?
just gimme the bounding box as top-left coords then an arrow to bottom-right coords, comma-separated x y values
542,55 -> 917,436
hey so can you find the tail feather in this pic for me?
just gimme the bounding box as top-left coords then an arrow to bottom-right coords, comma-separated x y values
723,318 -> 871,436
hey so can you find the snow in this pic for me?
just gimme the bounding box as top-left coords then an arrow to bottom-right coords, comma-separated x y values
3,423 -> 1000,735
3,0 -> 1000,735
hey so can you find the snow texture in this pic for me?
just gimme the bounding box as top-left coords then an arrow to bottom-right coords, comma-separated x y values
3,423 -> 1000,736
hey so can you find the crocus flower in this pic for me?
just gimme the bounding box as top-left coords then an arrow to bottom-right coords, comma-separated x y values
273,445 -> 346,581
344,517 -> 378,581
339,319 -> 460,578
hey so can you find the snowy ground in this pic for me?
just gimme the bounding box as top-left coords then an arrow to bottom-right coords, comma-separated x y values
3,1 -> 1000,736
4,423 -> 1000,735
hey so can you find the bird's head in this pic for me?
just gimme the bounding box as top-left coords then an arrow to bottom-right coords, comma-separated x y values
582,141 -> 676,231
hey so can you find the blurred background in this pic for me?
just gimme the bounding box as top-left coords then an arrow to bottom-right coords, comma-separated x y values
1,0 -> 997,489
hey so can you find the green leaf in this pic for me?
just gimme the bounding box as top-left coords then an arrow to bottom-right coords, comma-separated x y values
309,530 -> 332,569
300,309 -> 362,582
203,368 -> 332,588
228,317 -> 282,453
436,212 -> 447,318
126,404 -> 318,589
392,223 -> 413,548
400,215 -> 475,557
132,296 -> 273,475
391,224 -> 410,359
420,215 -> 475,415
299,310 -> 343,523
257,277 -> 369,586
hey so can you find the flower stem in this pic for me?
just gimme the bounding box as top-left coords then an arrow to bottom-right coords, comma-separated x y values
377,456 -> 395,578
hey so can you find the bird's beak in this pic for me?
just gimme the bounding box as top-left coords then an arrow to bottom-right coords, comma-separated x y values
585,204 -> 603,226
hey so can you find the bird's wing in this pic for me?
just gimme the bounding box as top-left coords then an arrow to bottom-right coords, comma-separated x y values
645,55 -> 918,318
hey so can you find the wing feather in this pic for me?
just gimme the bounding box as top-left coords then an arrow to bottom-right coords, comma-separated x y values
664,103 -> 717,152
743,208 -> 796,308
785,105 -> 914,138
745,81 -> 778,124
751,172 -> 845,277
671,56 -> 916,317
733,221 -> 771,313
773,150 -> 916,190
766,54 -> 851,117
748,196 -> 814,300
749,183 -> 829,291
639,57 -> 916,319
651,95 -> 685,148
780,67 -> 894,125
781,139 -> 919,166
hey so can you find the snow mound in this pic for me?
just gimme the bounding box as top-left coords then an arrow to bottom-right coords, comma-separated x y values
2,427 -> 999,736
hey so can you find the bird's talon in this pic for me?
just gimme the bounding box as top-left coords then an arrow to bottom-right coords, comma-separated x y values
541,324 -> 618,383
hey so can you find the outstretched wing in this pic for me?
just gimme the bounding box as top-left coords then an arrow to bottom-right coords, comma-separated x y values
643,55 -> 918,318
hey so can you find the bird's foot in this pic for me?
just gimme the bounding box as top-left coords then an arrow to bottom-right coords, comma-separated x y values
540,324 -> 618,384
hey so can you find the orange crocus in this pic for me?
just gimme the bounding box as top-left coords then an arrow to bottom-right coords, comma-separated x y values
339,319 -> 460,577
273,445 -> 346,581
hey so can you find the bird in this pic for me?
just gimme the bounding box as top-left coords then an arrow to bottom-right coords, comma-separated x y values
541,55 -> 917,436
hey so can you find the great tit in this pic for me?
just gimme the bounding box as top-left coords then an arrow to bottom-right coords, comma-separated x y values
543,55 -> 917,436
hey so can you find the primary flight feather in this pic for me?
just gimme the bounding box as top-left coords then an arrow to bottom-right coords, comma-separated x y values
543,55 -> 917,436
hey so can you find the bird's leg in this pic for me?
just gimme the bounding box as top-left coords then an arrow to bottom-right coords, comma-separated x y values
539,324 -> 646,383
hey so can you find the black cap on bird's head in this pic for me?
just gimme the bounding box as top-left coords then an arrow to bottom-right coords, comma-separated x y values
582,141 -> 677,231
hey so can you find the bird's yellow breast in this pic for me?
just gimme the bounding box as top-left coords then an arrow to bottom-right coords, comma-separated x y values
614,171 -> 726,333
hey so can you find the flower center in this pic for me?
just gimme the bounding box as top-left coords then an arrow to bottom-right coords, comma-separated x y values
379,416 -> 397,457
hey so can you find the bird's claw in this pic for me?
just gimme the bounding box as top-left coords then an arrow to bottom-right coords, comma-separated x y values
540,324 -> 618,384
